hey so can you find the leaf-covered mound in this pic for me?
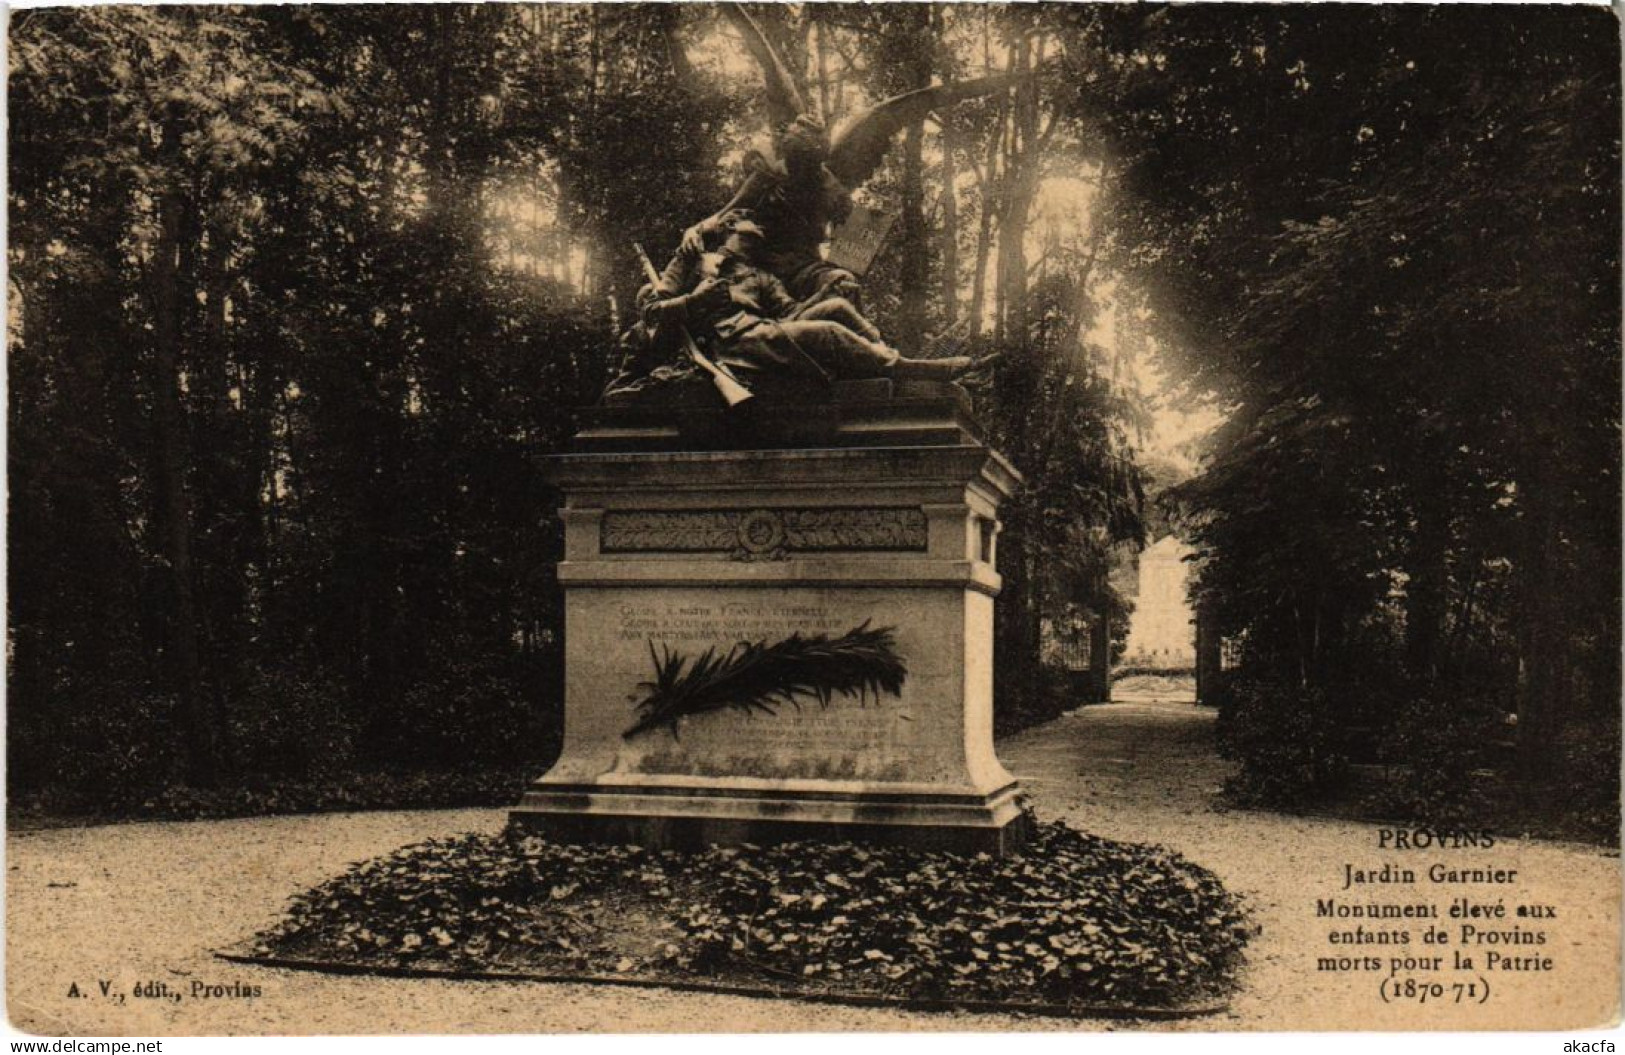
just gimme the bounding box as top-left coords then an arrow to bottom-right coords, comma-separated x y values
244,821 -> 1252,1013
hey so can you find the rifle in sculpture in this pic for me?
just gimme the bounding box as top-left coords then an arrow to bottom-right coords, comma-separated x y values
633,242 -> 754,408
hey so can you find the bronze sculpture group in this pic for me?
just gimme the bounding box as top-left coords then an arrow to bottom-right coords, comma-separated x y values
604,6 -> 1016,406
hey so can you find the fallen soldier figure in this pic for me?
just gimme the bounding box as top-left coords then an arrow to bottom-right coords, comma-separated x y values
639,216 -> 973,390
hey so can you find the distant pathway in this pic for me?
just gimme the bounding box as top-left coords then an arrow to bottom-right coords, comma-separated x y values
8,701 -> 1618,1034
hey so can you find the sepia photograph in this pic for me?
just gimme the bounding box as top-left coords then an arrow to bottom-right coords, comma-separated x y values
5,0 -> 1621,1041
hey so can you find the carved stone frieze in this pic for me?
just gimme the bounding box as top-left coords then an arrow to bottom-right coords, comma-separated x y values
601,508 -> 929,561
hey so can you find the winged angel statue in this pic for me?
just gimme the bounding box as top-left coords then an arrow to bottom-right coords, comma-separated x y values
708,5 -> 1018,306
603,5 -> 1018,405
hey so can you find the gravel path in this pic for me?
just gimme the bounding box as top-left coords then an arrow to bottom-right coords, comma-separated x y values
8,701 -> 1619,1034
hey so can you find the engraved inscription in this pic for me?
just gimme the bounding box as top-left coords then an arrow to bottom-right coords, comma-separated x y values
741,710 -> 896,751
616,602 -> 846,642
601,507 -> 928,560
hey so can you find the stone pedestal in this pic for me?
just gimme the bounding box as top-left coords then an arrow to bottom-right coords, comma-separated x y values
511,386 -> 1029,856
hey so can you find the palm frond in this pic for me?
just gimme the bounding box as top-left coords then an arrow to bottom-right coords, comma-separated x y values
622,620 -> 907,740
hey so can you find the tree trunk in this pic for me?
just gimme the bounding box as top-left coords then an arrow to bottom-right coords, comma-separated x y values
813,11 -> 832,121
1515,454 -> 1564,779
938,121 -> 961,327
893,7 -> 932,352
966,12 -> 1005,338
993,36 -> 1040,345
969,163 -> 997,338
898,121 -> 928,351
198,205 -> 245,762
755,5 -> 808,90
934,8 -> 960,327
1090,609 -> 1112,702
992,512 -> 1038,722
1403,476 -> 1452,682
659,6 -> 697,91
150,175 -> 216,786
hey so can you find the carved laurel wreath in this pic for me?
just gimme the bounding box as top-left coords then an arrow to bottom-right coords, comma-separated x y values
601,508 -> 928,563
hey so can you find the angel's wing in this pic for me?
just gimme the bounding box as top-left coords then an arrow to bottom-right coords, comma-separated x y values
721,3 -> 808,131
826,74 -> 1025,189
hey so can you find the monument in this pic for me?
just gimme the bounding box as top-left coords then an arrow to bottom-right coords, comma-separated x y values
510,5 -> 1030,856
510,382 -> 1027,855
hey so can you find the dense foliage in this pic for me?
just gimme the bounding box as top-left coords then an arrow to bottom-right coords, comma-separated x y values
1086,6 -> 1620,829
8,6 -> 725,810
252,821 -> 1251,1010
